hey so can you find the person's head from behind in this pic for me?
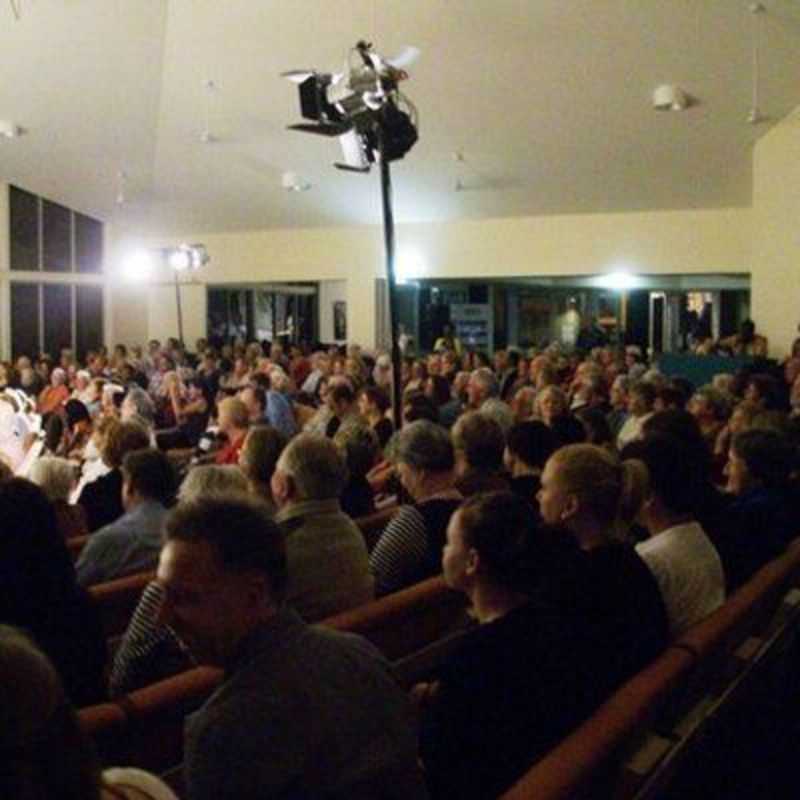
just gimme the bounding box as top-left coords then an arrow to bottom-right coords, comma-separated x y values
121,448 -> 176,510
504,420 -> 558,476
394,420 -> 455,501
443,492 -> 565,605
271,433 -> 347,508
627,381 -> 656,418
0,625 -> 100,800
101,418 -> 150,470
622,434 -> 703,530
239,425 -> 285,494
29,456 -> 77,504
451,410 -> 505,477
538,444 -> 631,547
326,382 -> 356,417
725,429 -> 794,495
179,464 -> 248,504
334,423 -> 379,481
158,497 -> 287,666
641,409 -> 711,476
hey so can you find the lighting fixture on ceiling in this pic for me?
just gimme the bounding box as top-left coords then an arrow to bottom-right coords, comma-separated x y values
652,85 -> 693,112
281,171 -> 311,192
200,79 -> 217,143
169,243 -> 210,272
747,3 -> 767,125
282,40 -> 419,172
0,120 -> 23,138
8,0 -> 21,21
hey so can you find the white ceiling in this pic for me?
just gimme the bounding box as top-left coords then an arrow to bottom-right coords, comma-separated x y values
2,0 -> 800,235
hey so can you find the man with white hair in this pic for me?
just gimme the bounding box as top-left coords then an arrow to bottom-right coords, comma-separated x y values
272,433 -> 373,621
465,367 -> 499,411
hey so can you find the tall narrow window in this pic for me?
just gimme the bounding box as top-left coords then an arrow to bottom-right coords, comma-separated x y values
11,284 -> 41,359
43,284 -> 73,359
42,199 -> 72,272
76,285 -> 104,360
9,186 -> 39,271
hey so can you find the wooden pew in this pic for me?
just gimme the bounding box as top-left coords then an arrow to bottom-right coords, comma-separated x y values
500,541 -> 800,800
324,575 -> 470,661
87,571 -> 154,639
79,574 -> 469,775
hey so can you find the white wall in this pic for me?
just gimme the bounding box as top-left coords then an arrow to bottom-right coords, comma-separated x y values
114,206 -> 752,349
753,108 -> 800,357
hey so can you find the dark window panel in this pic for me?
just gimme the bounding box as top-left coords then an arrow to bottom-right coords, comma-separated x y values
75,213 -> 103,274
42,199 -> 72,272
9,185 -> 39,271
75,285 -> 104,362
11,283 -> 40,360
43,283 -> 73,359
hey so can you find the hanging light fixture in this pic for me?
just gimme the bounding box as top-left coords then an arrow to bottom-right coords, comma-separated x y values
747,3 -> 767,125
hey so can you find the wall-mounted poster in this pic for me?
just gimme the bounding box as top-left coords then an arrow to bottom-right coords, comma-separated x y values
333,301 -> 347,341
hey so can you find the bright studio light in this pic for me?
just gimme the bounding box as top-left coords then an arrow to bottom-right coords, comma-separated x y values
596,271 -> 640,291
169,247 -> 192,271
396,249 -> 425,285
122,250 -> 155,282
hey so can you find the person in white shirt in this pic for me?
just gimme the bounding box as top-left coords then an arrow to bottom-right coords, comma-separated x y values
616,380 -> 656,449
625,432 -> 725,637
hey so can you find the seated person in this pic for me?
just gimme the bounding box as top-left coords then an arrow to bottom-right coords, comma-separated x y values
76,449 -> 176,586
617,381 -> 656,449
417,492 -> 605,799
715,429 -> 797,591
370,421 -> 462,596
157,497 -> 427,800
503,420 -> 559,506
625,433 -> 726,636
334,422 -> 378,520
451,411 -> 509,497
29,456 -> 88,539
538,444 -> 669,687
214,397 -> 250,465
110,463 -> 251,697
0,625 -> 178,799
78,418 -> 151,532
272,434 -> 373,620
239,424 -> 285,515
358,385 -> 394,449
0,479 -> 106,706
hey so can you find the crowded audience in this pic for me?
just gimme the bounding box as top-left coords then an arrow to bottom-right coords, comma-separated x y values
1,323 -> 799,798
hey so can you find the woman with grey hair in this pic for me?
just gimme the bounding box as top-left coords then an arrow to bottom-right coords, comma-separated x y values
178,463 -> 248,503
369,420 -> 462,596
29,456 -> 88,539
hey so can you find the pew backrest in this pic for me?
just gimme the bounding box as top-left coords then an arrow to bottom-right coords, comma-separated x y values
88,571 -> 154,638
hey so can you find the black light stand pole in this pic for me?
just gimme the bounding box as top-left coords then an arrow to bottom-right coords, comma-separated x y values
378,140 -> 404,432
174,268 -> 185,347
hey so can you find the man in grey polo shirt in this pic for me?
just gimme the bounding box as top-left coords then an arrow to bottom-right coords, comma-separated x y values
157,496 -> 427,800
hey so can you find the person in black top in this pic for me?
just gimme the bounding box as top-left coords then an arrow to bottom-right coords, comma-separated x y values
503,420 -> 559,509
538,444 -> 669,690
334,422 -> 378,519
715,429 -> 797,591
417,492 -> 603,799
78,418 -> 150,532
358,385 -> 394,449
0,478 -> 107,706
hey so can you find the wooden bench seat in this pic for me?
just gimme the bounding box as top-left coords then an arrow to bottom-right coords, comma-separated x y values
87,570 -> 155,639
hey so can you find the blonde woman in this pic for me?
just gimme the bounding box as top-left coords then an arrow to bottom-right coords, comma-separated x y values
538,444 -> 669,684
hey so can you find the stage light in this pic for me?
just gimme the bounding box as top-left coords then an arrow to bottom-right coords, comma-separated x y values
122,250 -> 155,282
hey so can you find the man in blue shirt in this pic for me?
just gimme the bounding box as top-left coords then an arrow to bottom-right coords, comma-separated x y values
76,448 -> 175,586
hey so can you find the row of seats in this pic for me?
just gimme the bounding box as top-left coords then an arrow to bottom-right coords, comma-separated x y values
78,574 -> 471,774
79,503 -> 400,640
500,538 -> 800,800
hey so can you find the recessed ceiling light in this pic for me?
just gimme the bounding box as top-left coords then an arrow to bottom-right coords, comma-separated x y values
0,120 -> 23,138
652,85 -> 694,112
